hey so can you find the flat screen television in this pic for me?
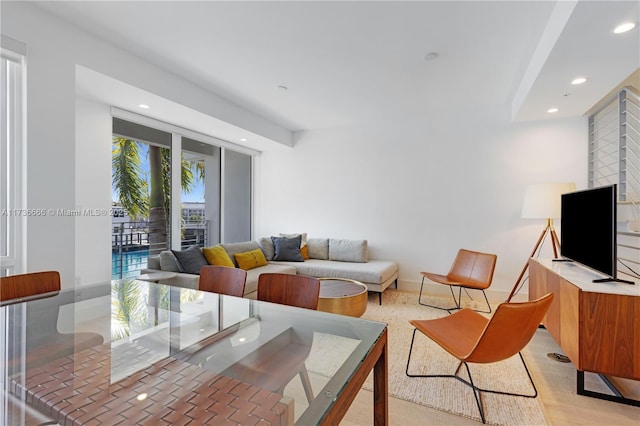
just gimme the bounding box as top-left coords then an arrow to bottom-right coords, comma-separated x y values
560,184 -> 631,284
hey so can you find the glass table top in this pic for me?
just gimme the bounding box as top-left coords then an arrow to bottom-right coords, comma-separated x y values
1,279 -> 387,425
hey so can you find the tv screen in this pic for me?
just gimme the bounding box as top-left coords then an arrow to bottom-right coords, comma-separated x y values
560,184 -> 617,280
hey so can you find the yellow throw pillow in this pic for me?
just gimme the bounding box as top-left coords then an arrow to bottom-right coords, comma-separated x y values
300,245 -> 309,260
234,249 -> 268,270
202,245 -> 235,267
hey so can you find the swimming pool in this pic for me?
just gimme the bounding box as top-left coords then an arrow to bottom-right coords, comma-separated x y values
112,249 -> 149,280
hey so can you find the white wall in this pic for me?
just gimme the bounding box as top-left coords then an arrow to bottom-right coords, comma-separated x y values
75,97 -> 112,285
254,107 -> 588,298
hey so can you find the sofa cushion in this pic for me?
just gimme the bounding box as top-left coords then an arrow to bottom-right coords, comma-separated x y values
244,263 -> 297,296
147,255 -> 161,270
257,237 -> 275,261
202,245 -> 235,267
172,245 -> 208,274
271,259 -> 397,284
271,235 -> 304,262
235,249 -> 268,270
221,241 -> 261,267
307,238 -> 329,260
329,239 -> 368,263
159,251 -> 181,272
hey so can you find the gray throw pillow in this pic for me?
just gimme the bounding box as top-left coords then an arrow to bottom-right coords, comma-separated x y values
171,245 -> 208,274
271,235 -> 304,262
258,237 -> 275,261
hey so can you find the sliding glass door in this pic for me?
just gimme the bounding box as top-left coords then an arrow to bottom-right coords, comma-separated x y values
111,117 -> 251,278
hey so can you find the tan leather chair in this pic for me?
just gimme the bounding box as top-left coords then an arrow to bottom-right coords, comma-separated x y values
406,292 -> 554,424
257,273 -> 320,310
419,248 -> 497,313
1,270 -> 60,302
1,271 -> 104,370
199,265 -> 247,297
253,273 -> 321,402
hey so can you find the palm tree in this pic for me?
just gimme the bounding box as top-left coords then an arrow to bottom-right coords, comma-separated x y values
112,137 -> 200,255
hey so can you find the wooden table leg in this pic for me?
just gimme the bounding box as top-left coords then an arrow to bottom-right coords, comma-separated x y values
373,328 -> 389,425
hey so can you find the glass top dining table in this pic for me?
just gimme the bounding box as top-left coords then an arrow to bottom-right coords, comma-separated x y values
1,279 -> 388,425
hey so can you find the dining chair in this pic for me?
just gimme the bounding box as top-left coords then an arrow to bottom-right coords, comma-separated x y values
199,265 -> 247,297
1,270 -> 61,302
257,273 -> 321,310
1,271 -> 104,369
406,292 -> 554,424
419,248 -> 497,313
253,273 -> 321,402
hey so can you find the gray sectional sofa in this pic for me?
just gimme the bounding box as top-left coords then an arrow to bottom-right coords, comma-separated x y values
142,237 -> 398,304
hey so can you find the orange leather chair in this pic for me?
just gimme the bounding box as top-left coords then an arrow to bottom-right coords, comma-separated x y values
199,265 -> 247,297
419,248 -> 497,313
1,270 -> 60,302
406,292 -> 554,424
254,273 -> 321,402
1,271 -> 104,370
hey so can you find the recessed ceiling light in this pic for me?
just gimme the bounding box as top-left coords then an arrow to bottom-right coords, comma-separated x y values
138,104 -> 150,109
240,138 -> 247,142
424,52 -> 439,61
613,22 -> 636,34
547,108 -> 559,113
571,77 -> 587,85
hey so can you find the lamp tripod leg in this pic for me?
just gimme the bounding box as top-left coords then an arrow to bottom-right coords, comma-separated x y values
507,224 -> 550,302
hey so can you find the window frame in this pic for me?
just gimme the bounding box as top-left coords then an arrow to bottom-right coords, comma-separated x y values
1,45 -> 26,276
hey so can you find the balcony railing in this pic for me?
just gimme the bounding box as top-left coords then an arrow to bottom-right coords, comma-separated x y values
112,220 -> 209,279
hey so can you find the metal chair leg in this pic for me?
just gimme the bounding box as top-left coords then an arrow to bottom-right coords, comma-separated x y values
406,329 -> 538,424
418,277 -> 460,312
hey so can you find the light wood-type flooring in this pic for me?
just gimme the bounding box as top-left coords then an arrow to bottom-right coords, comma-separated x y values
339,292 -> 640,426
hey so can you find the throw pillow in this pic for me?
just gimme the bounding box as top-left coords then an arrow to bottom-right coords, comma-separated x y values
234,249 -> 268,270
271,235 -> 304,262
202,245 -> 235,267
300,245 -> 309,260
221,241 -> 262,267
171,245 -> 208,274
279,232 -> 309,259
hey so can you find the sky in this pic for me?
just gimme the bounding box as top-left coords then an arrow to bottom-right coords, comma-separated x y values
112,141 -> 205,205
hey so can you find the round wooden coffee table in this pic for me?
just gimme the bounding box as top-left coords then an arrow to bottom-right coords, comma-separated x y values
317,278 -> 368,317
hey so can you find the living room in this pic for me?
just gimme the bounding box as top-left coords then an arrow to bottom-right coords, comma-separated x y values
1,1 -> 639,424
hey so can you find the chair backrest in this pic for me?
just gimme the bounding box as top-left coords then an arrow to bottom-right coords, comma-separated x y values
0,271 -> 61,302
257,273 -> 320,310
199,265 -> 247,297
447,249 -> 497,290
465,292 -> 554,363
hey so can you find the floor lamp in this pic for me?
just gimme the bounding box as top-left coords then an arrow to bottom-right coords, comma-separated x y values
507,182 -> 576,302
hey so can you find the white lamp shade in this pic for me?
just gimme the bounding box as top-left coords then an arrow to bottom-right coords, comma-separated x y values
521,182 -> 576,219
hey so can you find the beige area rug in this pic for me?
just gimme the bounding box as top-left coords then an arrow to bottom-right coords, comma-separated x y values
306,290 -> 548,426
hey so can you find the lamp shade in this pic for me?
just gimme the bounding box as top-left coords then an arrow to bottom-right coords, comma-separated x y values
521,182 -> 576,219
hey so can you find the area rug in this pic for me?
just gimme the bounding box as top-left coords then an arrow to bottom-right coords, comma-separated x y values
306,290 -> 548,426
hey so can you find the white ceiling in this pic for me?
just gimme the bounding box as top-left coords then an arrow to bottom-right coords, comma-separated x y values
34,1 -> 639,149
